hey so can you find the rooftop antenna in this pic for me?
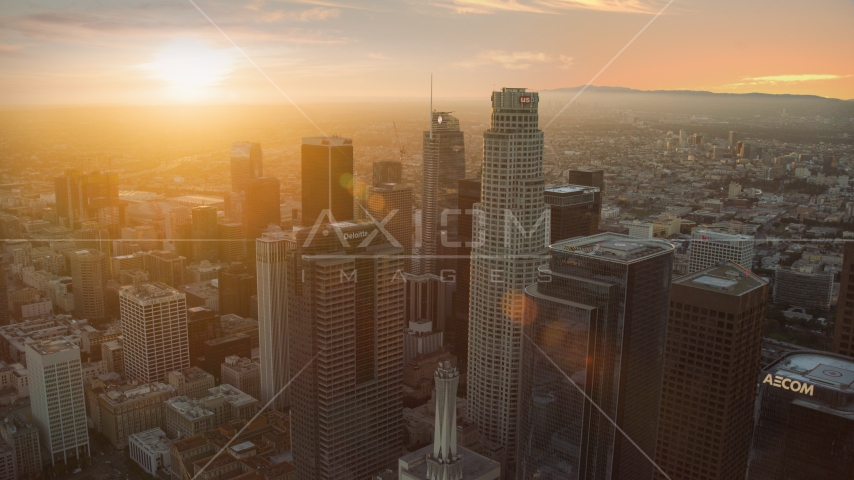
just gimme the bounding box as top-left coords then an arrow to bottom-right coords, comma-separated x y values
429,74 -> 433,140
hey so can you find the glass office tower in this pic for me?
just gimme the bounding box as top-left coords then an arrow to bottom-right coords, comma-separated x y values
517,233 -> 673,480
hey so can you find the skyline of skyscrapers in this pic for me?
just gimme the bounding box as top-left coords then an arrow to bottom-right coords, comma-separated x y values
467,88 -> 550,471
19,83 -> 854,480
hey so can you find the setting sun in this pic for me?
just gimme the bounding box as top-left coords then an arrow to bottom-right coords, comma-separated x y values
142,39 -> 234,96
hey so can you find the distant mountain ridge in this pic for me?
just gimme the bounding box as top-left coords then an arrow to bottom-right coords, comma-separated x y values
539,85 -> 854,117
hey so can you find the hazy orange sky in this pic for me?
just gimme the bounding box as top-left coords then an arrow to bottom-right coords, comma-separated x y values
1,0 -> 852,104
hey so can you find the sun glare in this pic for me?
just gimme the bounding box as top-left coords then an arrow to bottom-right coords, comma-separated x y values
143,40 -> 234,95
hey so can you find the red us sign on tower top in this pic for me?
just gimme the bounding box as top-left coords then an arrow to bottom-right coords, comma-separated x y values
519,95 -> 532,105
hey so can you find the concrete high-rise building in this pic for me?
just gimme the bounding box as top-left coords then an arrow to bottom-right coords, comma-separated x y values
230,141 -> 263,194
301,136 -> 354,226
120,282 -> 190,384
289,221 -> 405,480
748,352 -> 854,479
544,185 -> 601,243
468,88 -> 549,469
143,250 -> 186,287
245,176 -> 280,239
655,261 -> 768,480
516,234 -> 673,479
191,205 -> 219,263
773,266 -> 833,310
567,168 -> 605,192
679,129 -> 687,146
453,177 -> 481,365
256,230 -> 292,411
688,228 -> 754,273
834,242 -> 854,357
398,361 -> 500,480
27,339 -> 89,466
218,221 -> 245,263
373,160 -> 402,186
421,111 -> 466,274
218,263 -> 255,318
70,249 -> 109,320
365,183 -> 414,272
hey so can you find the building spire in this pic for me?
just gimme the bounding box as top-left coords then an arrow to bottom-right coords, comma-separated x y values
426,361 -> 462,479
430,74 -> 433,140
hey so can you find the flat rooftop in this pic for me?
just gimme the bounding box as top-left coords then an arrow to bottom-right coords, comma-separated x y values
302,136 -> 352,146
121,282 -> 184,301
553,233 -> 673,263
766,351 -> 854,392
28,338 -> 78,356
545,184 -> 600,195
674,261 -> 766,296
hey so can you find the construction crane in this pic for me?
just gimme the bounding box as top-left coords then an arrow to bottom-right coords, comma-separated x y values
392,121 -> 406,160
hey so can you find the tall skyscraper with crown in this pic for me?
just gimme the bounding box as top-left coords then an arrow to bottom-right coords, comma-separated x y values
466,88 -> 549,470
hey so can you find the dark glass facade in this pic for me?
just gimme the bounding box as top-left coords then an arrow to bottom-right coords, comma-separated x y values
517,233 -> 673,480
568,169 -> 605,192
748,351 -> 854,479
452,177 -> 481,365
191,205 -> 219,262
372,160 -> 402,186
833,241 -> 854,357
217,263 -> 256,318
301,137 -> 354,226
655,262 -> 768,480
545,185 -> 602,243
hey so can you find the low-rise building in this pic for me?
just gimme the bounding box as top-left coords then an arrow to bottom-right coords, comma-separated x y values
166,367 -> 216,399
221,356 -> 260,402
0,411 -> 41,478
129,427 -> 171,476
96,381 -> 177,449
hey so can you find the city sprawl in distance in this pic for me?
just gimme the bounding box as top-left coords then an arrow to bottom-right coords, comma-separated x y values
0,1 -> 853,479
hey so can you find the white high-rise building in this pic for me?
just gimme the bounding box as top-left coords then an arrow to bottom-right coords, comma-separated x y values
688,228 -> 754,273
27,339 -> 89,466
467,88 -> 549,467
120,282 -> 190,384
256,230 -> 292,411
